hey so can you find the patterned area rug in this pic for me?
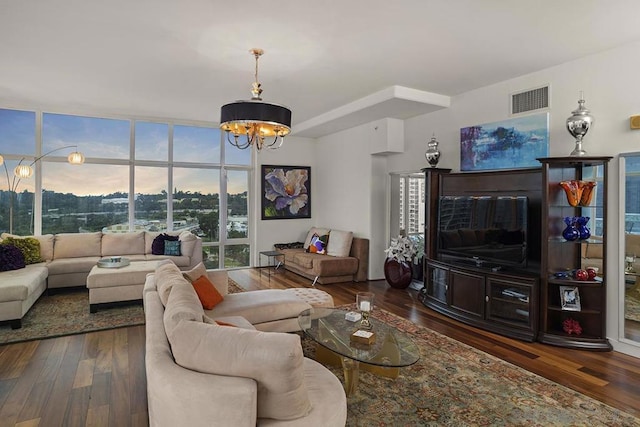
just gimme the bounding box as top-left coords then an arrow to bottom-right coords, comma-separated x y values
304,303 -> 640,426
0,278 -> 246,345
0,289 -> 145,345
626,290 -> 640,323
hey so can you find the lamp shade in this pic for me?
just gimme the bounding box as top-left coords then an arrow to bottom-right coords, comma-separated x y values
220,100 -> 292,137
14,164 -> 33,179
68,151 -> 85,164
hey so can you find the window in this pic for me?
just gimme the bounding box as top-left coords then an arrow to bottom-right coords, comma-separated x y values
392,173 -> 425,239
0,109 -> 252,269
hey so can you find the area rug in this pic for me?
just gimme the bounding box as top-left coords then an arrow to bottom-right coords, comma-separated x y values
304,304 -> 640,426
0,289 -> 145,345
0,278 -> 246,345
626,290 -> 640,323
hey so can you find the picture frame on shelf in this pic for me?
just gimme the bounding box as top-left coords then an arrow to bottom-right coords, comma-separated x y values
560,286 -> 581,311
260,165 -> 311,220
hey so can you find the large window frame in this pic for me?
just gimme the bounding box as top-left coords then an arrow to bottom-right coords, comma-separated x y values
0,108 -> 252,269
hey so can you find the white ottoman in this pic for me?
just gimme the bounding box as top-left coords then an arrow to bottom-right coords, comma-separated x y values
87,260 -> 159,312
284,287 -> 334,308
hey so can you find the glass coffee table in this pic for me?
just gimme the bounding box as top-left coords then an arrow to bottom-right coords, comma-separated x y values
298,307 -> 420,396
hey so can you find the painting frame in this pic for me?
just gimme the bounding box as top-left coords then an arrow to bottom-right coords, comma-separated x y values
559,285 -> 581,311
460,113 -> 549,172
261,165 -> 311,220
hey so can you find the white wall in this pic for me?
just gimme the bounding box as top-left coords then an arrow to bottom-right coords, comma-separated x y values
313,120 -> 391,280
385,39 -> 640,356
253,135 -> 317,264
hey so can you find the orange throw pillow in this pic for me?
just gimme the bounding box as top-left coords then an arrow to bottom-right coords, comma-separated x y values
191,275 -> 224,309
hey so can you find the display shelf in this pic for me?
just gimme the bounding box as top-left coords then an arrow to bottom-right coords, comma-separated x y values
538,156 -> 612,351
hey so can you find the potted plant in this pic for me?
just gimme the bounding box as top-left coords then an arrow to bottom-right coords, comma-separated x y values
410,235 -> 425,282
383,235 -> 417,289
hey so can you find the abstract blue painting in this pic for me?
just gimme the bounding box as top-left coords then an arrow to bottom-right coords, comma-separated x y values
460,113 -> 549,171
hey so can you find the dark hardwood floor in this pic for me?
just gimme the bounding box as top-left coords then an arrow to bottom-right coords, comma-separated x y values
1,268 -> 640,426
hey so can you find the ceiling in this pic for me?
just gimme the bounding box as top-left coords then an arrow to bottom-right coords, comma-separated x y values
1,0 -> 640,137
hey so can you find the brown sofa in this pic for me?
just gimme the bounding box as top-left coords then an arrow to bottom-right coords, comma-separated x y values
277,228 -> 369,285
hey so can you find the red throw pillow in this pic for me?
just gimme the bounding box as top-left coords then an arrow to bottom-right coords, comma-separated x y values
191,275 -> 224,309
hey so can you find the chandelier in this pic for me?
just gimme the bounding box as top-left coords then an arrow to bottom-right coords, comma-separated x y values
220,49 -> 292,151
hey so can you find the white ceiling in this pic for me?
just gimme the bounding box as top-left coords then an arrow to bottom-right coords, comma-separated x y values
1,0 -> 640,137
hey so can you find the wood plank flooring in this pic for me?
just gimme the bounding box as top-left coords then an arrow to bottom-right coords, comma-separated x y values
0,268 -> 640,426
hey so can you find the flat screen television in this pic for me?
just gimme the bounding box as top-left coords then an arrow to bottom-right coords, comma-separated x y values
437,195 -> 528,268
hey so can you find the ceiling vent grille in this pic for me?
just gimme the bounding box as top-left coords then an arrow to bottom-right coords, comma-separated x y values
511,86 -> 549,115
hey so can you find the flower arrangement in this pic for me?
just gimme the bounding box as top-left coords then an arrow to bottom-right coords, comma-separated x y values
384,235 -> 417,263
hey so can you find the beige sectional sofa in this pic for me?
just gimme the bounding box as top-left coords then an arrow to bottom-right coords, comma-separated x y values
277,227 -> 369,285
0,231 -> 202,328
143,262 -> 347,426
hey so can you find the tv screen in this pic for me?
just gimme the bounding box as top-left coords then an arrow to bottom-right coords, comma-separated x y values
437,195 -> 528,267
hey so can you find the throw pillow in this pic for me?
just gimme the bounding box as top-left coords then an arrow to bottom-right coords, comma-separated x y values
0,244 -> 26,271
326,229 -> 353,257
307,233 -> 328,254
151,233 -> 179,255
191,275 -> 224,309
164,240 -> 181,256
2,236 -> 42,264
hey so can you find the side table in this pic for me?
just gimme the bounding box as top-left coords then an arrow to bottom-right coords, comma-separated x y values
259,250 -> 285,281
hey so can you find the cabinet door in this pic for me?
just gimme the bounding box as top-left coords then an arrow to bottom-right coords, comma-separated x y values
425,262 -> 448,304
486,276 -> 535,329
450,269 -> 484,319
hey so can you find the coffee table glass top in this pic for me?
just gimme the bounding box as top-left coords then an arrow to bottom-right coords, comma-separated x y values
298,307 -> 420,368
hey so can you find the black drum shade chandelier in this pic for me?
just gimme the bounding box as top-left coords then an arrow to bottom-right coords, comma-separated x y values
220,49 -> 292,151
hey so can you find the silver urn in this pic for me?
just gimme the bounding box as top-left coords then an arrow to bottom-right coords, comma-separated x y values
566,94 -> 594,156
425,135 -> 441,168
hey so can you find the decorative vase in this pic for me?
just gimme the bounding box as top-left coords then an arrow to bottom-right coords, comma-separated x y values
559,180 -> 582,207
425,134 -> 441,168
384,258 -> 413,289
579,181 -> 596,206
562,216 -> 579,241
566,92 -> 594,157
576,216 -> 591,240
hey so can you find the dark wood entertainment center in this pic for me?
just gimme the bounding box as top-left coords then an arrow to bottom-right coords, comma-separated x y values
418,160 -> 611,350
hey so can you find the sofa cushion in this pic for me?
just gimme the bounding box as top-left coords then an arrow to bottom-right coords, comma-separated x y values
163,279 -> 205,338
168,319 -> 311,421
155,260 -> 190,306
326,229 -> 353,257
179,231 -> 198,258
46,257 -> 101,275
0,243 -> 26,271
293,252 -> 315,269
35,234 -> 54,262
0,264 -> 48,302
54,232 -> 102,259
182,262 -> 207,282
1,236 -> 42,264
191,275 -> 224,309
102,231 -> 145,256
205,290 -> 310,326
303,227 -> 330,250
145,254 -> 191,267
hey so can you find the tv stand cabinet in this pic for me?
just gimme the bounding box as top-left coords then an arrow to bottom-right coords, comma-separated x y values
419,259 -> 539,341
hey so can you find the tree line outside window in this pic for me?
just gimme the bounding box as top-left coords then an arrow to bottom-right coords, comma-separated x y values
0,108 -> 252,269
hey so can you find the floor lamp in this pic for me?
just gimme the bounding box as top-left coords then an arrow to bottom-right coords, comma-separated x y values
0,146 -> 84,234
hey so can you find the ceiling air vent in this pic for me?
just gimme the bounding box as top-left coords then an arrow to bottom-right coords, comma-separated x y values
511,85 -> 549,115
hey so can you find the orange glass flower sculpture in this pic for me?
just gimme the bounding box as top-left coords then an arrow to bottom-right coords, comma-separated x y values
579,181 -> 596,206
559,180 -> 582,207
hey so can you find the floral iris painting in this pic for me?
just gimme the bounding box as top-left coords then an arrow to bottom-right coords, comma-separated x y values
460,113 -> 549,171
261,165 -> 311,219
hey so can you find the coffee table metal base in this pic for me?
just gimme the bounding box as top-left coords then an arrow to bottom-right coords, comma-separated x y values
314,336 -> 401,396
